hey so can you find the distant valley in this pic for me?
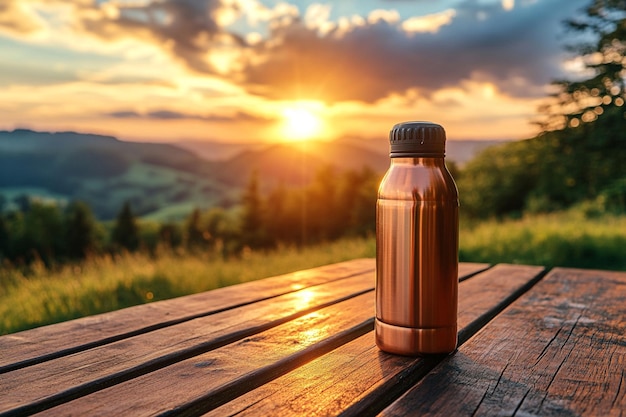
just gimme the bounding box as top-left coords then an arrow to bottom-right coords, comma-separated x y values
0,129 -> 505,220
173,136 -> 505,165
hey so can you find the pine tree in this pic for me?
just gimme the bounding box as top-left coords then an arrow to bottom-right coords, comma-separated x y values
158,223 -> 182,249
111,201 -> 140,251
241,171 -> 266,248
64,201 -> 98,259
185,208 -> 205,249
265,183 -> 289,245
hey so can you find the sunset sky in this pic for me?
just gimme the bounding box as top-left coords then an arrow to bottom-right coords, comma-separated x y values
0,0 -> 589,143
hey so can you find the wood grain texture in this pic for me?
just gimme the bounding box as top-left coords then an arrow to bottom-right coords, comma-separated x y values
0,272 -> 375,416
0,262 -> 489,416
380,267 -> 626,417
0,258 -> 375,373
458,262 -> 490,280
458,262 -> 490,281
201,264 -> 543,417
0,261 -> 487,374
29,292 -> 377,416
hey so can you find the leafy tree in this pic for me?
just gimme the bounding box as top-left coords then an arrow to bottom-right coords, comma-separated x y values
1,211 -> 24,262
346,167 -> 379,236
457,0 -> 626,219
458,140 -> 543,218
336,167 -> 379,236
259,166 -> 380,245
64,201 -> 99,259
22,201 -> 64,265
532,0 -> 626,210
111,201 -> 140,251
304,165 -> 341,242
539,0 -> 626,131
204,207 -> 235,251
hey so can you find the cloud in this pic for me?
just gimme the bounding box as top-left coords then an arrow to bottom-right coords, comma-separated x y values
108,110 -> 141,119
402,9 -> 456,33
241,0 -> 588,103
106,109 -> 276,123
75,0 -> 243,74
0,0 -> 43,34
0,0 -> 247,74
0,0 -> 588,105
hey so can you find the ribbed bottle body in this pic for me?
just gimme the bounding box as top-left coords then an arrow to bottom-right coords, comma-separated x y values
375,157 -> 459,355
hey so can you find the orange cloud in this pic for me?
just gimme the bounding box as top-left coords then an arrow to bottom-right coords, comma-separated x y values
0,0 -> 585,105
0,0 -> 43,34
0,0 -> 589,143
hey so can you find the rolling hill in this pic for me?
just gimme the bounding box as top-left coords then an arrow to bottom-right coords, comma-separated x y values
212,140 -> 390,189
0,129 -> 229,220
0,129 -> 505,220
174,136 -> 506,165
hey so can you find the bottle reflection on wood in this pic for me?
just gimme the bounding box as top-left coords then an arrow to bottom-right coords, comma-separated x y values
375,122 -> 459,356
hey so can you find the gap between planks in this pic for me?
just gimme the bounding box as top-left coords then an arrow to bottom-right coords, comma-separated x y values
0,276 -> 375,417
0,259 -> 376,374
2,263 -> 490,416
379,266 -> 626,416
196,264 -> 545,417
337,265 -> 548,417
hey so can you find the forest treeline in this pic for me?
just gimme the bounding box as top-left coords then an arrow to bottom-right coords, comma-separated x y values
4,116 -> 624,270
458,0 -> 626,218
0,166 -> 380,268
458,106 -> 626,219
2,119 -> 625,269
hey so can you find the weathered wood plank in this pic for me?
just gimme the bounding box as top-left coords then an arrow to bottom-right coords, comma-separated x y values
0,261 -> 486,375
458,262 -> 490,281
380,267 -> 626,417
200,264 -> 544,417
0,258 -> 375,373
0,273 -> 375,415
27,292 -> 376,417
0,264 -> 485,415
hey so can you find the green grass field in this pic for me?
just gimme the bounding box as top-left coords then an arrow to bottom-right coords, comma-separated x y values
459,210 -> 626,270
0,238 -> 376,335
2,210 -> 625,335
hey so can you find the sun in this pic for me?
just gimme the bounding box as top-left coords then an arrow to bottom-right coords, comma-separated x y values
281,107 -> 323,141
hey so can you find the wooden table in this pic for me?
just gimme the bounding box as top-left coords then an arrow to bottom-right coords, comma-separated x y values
1,259 -> 625,416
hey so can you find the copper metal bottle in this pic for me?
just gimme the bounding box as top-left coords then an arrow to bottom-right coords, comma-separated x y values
375,121 -> 459,356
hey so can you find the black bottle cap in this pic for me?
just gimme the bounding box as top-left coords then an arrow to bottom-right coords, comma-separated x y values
389,121 -> 446,158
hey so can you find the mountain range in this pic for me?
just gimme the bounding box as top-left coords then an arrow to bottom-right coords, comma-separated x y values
0,129 -> 505,220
